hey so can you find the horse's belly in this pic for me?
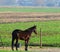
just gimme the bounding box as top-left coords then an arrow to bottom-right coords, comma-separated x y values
20,38 -> 24,40
19,37 -> 25,40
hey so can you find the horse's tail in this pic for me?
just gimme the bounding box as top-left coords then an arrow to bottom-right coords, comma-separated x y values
11,31 -> 16,50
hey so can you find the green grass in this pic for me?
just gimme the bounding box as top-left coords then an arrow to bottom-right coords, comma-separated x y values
0,21 -> 60,47
0,7 -> 60,12
0,50 -> 31,52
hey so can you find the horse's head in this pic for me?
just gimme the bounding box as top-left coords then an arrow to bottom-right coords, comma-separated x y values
32,25 -> 37,34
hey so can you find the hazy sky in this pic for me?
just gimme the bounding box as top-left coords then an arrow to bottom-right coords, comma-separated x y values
0,0 -> 60,6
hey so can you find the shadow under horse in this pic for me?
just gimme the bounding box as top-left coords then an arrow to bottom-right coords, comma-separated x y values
11,25 -> 37,51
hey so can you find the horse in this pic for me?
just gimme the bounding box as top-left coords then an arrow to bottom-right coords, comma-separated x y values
11,25 -> 37,51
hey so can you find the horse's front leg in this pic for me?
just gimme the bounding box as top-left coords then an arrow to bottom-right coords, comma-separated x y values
25,40 -> 29,51
16,39 -> 18,51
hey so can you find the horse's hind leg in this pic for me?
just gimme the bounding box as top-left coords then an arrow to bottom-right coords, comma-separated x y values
12,38 -> 15,51
15,38 -> 18,51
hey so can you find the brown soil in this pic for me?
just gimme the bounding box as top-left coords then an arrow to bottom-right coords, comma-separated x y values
0,46 -> 60,52
0,12 -> 60,23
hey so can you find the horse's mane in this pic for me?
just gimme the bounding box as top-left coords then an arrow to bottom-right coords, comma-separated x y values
24,26 -> 36,31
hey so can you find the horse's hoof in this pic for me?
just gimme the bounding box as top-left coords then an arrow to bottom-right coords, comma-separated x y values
25,49 -> 28,51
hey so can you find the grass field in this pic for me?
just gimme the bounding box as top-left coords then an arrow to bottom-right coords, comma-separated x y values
0,7 -> 60,52
0,50 -> 31,52
0,7 -> 60,13
0,20 -> 60,47
0,50 -> 22,52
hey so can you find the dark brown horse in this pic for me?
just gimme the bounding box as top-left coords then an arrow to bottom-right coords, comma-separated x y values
11,25 -> 37,51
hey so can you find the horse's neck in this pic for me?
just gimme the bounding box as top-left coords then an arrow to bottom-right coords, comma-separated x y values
24,27 -> 34,34
28,29 -> 34,34
25,28 -> 32,33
